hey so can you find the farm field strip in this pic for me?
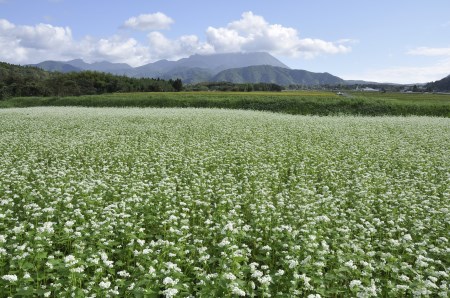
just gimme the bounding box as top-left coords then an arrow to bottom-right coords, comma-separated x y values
0,107 -> 449,297
2,91 -> 450,117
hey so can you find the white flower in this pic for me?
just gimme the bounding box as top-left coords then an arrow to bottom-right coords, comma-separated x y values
64,255 -> 78,267
218,238 -> 231,247
163,277 -> 178,286
350,280 -> 362,288
399,275 -> 410,282
99,280 -> 111,289
345,260 -> 357,270
2,274 -> 18,282
224,273 -> 236,280
251,270 -> 263,278
275,269 -> 285,276
117,270 -> 130,278
70,266 -> 84,273
396,285 -> 409,291
259,275 -> 272,286
403,234 -> 412,241
64,220 -> 75,227
231,283 -> 246,296
288,259 -> 298,269
37,222 -> 54,234
162,288 -> 178,298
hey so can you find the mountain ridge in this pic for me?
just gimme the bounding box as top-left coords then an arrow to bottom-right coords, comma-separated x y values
30,52 -> 344,86
212,65 -> 344,85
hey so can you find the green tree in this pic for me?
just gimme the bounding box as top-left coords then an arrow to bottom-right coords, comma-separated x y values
172,78 -> 183,92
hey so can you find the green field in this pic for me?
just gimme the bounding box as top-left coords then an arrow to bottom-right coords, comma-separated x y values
1,91 -> 449,117
1,107 -> 449,297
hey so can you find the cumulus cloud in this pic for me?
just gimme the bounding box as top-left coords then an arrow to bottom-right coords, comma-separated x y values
80,35 -> 151,66
0,12 -> 352,66
147,32 -> 214,60
205,11 -> 352,58
0,18 -> 152,66
0,18 -> 75,63
407,47 -> 450,56
123,12 -> 173,31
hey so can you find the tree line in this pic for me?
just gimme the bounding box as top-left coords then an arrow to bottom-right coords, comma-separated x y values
0,62 -> 183,99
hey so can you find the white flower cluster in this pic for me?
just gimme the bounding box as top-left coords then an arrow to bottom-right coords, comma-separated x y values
0,107 -> 448,297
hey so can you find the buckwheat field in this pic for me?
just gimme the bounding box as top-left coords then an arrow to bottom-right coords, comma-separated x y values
0,107 -> 449,297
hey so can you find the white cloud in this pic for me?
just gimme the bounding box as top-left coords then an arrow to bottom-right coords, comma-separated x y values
205,11 -> 352,58
123,12 -> 173,31
344,58 -> 450,84
0,19 -> 75,63
80,35 -> 151,66
147,32 -> 213,60
0,18 -> 156,66
407,46 -> 450,56
16,23 -> 73,49
0,12 -> 352,67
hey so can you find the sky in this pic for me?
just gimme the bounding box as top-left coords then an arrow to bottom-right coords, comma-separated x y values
1,0 -> 450,84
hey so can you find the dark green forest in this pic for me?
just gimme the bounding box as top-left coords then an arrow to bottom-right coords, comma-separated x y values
0,62 -> 284,99
0,62 -> 183,99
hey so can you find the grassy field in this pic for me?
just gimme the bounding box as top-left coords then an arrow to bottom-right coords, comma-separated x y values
1,107 -> 449,297
1,91 -> 449,117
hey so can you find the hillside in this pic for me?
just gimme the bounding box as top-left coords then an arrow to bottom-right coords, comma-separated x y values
212,65 -> 345,85
30,52 -> 291,83
32,61 -> 83,73
426,74 -> 450,92
0,62 -> 181,99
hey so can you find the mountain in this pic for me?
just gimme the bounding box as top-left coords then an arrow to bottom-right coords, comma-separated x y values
163,67 -> 213,84
29,52 -> 349,86
66,59 -> 133,73
31,52 -> 289,81
212,65 -> 345,86
32,61 -> 83,73
31,59 -> 132,74
426,74 -> 450,92
173,52 -> 289,73
128,52 -> 289,80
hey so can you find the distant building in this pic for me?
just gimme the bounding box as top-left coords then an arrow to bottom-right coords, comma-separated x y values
360,87 -> 379,92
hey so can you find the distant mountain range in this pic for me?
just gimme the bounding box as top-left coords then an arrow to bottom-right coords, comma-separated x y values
29,52 -> 450,88
30,52 -> 345,86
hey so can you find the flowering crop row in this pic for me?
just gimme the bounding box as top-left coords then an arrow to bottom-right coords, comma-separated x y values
0,107 -> 449,297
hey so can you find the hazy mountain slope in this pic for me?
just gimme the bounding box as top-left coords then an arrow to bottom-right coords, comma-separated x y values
31,60 -> 132,74
32,61 -> 82,73
29,52 -> 348,85
174,52 -> 289,73
162,67 -> 213,84
213,65 -> 345,85
130,52 -> 289,78
66,59 -> 133,72
426,74 -> 450,91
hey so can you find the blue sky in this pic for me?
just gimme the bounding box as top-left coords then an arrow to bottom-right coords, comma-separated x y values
1,0 -> 449,83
